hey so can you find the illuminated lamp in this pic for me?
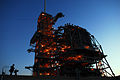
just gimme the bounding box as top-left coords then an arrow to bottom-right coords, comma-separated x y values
84,46 -> 89,49
53,35 -> 55,37
64,46 -> 67,48
61,48 -> 64,50
47,52 -> 50,54
41,45 -> 44,47
68,46 -> 71,48
46,73 -> 50,75
40,73 -> 42,75
44,49 -> 49,52
42,13 -> 45,16
54,48 -> 56,50
61,49 -> 64,52
52,64 -> 54,67
91,68 -> 94,71
56,63 -> 59,66
78,55 -> 82,58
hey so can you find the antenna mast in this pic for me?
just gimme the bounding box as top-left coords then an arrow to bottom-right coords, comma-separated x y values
44,0 -> 46,13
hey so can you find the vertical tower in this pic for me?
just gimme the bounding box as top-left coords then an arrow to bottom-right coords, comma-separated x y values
33,12 -> 53,76
27,12 -> 64,76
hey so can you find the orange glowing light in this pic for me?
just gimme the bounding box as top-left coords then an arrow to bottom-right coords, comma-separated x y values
56,63 -> 59,66
53,35 -> 55,37
61,48 -> 64,50
41,45 -> 44,47
44,49 -> 49,52
74,57 -> 78,60
91,68 -> 94,71
44,64 -> 49,68
84,46 -> 89,49
61,49 -> 64,52
42,13 -> 45,16
44,73 -> 50,75
47,52 -> 50,54
38,30 -> 41,32
46,73 -> 50,75
53,42 -> 56,45
51,64 -> 54,67
64,46 -> 67,48
78,55 -> 82,58
40,73 -> 42,75
67,57 -> 72,60
54,48 -> 56,50
67,55 -> 83,61
68,46 -> 71,48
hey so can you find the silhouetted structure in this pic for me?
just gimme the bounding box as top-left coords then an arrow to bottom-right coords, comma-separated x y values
26,12 -> 115,77
14,69 -> 19,76
9,64 -> 15,75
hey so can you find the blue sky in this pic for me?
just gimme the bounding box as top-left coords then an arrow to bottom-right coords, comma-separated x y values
0,0 -> 120,76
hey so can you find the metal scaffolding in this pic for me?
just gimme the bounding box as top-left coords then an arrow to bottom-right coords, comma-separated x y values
26,12 -> 115,77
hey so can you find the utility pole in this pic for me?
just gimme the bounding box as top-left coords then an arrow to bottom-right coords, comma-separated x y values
44,0 -> 46,13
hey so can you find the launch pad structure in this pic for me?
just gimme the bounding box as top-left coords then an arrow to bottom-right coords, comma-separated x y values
25,11 -> 115,78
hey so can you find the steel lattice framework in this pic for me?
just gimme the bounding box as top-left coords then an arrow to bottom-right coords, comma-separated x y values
26,12 -> 115,77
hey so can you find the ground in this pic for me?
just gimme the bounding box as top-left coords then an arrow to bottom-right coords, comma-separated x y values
0,75 -> 120,80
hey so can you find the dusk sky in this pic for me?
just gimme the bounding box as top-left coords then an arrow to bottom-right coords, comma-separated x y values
0,0 -> 120,76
